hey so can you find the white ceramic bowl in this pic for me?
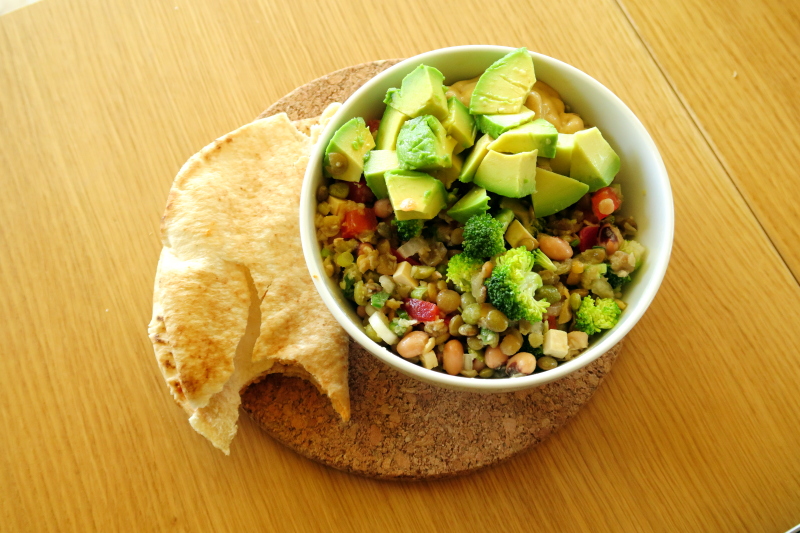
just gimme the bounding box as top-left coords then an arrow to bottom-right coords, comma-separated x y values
300,45 -> 673,393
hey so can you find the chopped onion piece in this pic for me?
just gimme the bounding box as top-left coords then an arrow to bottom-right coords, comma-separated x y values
368,311 -> 398,345
396,236 -> 429,259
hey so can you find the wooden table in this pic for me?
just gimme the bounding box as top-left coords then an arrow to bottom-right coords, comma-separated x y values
2,0 -> 799,531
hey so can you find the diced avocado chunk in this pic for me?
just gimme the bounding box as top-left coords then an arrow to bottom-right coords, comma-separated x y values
323,117 -> 376,182
532,167 -> 589,217
458,134 -> 493,183
488,118 -> 558,157
375,105 -> 409,150
499,196 -> 536,233
363,150 -> 400,199
442,97 -> 476,150
550,133 -> 575,175
505,219 -> 536,249
446,186 -> 490,223
569,127 -> 620,192
396,115 -> 452,171
474,149 -> 538,198
385,170 -> 448,220
384,65 -> 449,121
469,48 -> 536,115
431,152 -> 463,189
475,109 -> 535,139
444,135 -> 459,156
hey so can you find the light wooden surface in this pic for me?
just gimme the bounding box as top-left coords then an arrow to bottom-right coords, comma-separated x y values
1,0 -> 799,531
619,0 -> 800,281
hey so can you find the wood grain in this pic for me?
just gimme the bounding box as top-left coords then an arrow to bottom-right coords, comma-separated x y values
617,0 -> 800,282
1,0 -> 799,531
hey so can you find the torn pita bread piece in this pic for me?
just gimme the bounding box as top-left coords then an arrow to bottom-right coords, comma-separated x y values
148,105 -> 349,455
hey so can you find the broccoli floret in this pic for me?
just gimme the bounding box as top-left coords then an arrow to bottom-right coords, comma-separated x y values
392,219 -> 424,242
574,296 -> 621,335
446,253 -> 483,292
479,327 -> 499,347
462,213 -> 506,259
532,249 -> 557,271
606,271 -> 631,289
485,247 -> 551,322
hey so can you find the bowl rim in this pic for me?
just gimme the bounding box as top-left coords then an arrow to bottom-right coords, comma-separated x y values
300,45 -> 674,392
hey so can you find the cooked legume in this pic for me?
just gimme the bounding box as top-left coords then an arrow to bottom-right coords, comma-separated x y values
537,356 -> 558,371
484,346 -> 508,369
436,290 -> 461,314
500,329 -> 523,355
507,352 -> 537,375
397,331 -> 429,359
329,182 -> 349,199
443,340 -> 464,375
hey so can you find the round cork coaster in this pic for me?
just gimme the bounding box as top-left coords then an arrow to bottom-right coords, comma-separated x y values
241,61 -> 623,479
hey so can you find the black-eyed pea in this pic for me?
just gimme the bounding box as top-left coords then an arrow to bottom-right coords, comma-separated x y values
506,352 -> 537,375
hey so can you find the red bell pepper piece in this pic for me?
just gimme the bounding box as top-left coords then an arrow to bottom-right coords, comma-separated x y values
578,225 -> 600,252
341,208 -> 377,238
404,298 -> 441,322
591,187 -> 622,220
366,119 -> 380,135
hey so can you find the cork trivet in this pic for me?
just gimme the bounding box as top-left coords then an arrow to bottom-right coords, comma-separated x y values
241,61 -> 623,479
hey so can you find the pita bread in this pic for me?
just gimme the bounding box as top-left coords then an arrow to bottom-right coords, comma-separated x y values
149,106 -> 349,454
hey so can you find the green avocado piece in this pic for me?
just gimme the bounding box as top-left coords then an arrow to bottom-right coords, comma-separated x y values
363,150 -> 400,199
431,152 -> 464,189
396,115 -> 452,171
375,105 -> 409,150
384,65 -> 449,122
549,133 -> 575,175
532,167 -> 590,217
473,149 -> 538,198
469,48 -> 536,115
323,117 -> 376,182
442,97 -> 476,150
446,186 -> 490,223
505,220 -> 536,249
475,109 -> 535,139
458,134 -> 493,183
385,170 -> 448,221
569,127 -> 620,192
488,118 -> 558,157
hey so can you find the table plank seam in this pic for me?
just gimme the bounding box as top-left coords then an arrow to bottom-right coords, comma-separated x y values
613,0 -> 800,289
